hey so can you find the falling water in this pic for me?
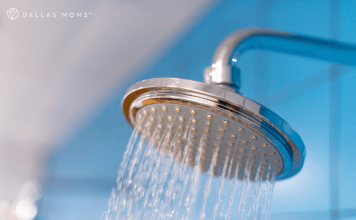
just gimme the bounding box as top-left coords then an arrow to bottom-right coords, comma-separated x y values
103,112 -> 277,220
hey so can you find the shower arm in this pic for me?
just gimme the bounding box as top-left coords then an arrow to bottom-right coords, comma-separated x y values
204,28 -> 356,91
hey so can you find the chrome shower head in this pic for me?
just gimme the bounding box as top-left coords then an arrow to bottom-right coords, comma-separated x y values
122,78 -> 305,180
122,28 -> 356,181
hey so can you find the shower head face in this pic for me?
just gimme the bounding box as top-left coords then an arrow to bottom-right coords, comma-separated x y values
132,103 -> 283,180
122,78 -> 305,180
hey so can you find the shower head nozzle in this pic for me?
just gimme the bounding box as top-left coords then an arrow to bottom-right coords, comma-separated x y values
122,78 -> 305,180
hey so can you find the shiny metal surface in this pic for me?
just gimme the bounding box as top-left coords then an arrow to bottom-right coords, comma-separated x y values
204,28 -> 356,90
122,77 -> 305,180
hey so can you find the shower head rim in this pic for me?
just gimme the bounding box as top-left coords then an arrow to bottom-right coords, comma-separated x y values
122,77 -> 305,180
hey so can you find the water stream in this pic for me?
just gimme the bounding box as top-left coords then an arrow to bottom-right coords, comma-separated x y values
104,119 -> 276,220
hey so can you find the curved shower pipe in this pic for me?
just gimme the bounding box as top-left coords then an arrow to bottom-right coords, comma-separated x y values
204,28 -> 356,91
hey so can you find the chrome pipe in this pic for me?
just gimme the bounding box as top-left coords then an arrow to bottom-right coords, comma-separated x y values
204,28 -> 356,90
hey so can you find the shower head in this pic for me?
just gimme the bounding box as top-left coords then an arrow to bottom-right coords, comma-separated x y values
122,28 -> 356,181
122,78 -> 304,180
